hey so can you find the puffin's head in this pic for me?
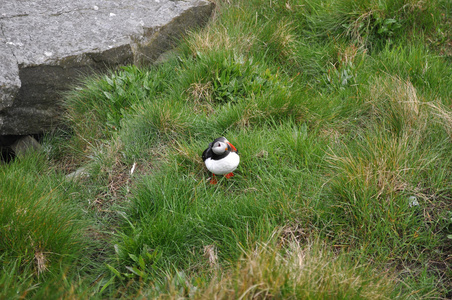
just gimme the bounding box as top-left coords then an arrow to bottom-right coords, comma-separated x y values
211,137 -> 237,155
212,140 -> 228,155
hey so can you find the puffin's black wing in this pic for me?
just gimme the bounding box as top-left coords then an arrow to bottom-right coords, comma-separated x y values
202,142 -> 213,162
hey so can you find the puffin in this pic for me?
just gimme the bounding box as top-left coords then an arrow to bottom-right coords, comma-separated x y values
202,137 -> 240,184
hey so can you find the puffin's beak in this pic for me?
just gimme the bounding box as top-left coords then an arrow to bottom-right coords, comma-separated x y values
227,142 -> 237,152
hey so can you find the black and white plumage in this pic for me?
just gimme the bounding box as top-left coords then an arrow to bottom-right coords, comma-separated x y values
202,137 -> 240,184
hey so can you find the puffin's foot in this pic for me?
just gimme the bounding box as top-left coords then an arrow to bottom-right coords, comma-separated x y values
209,174 -> 218,185
224,172 -> 234,179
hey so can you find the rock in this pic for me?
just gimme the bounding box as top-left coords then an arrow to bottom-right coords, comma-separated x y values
10,135 -> 41,157
66,167 -> 90,181
0,0 -> 214,136
0,39 -> 21,118
408,196 -> 419,207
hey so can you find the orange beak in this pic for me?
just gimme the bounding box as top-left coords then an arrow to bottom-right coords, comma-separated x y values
227,142 -> 237,152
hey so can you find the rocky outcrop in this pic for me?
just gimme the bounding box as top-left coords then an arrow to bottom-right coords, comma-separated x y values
0,0 -> 214,136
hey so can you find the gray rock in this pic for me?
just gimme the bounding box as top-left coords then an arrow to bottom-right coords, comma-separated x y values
0,35 -> 21,115
10,135 -> 41,157
65,167 -> 90,181
408,196 -> 419,207
0,0 -> 214,136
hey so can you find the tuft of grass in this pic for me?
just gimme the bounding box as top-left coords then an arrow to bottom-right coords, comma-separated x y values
0,154 -> 83,269
300,0 -> 443,51
0,153 -> 91,298
63,64 -> 180,153
120,98 -> 192,162
373,44 -> 452,98
158,239 -> 402,299
327,129 -> 439,257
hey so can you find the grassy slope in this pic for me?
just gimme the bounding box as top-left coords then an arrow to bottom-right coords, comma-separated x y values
1,0 -> 452,298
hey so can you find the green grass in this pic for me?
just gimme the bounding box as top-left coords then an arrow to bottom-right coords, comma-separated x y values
2,0 -> 452,298
0,153 -> 94,298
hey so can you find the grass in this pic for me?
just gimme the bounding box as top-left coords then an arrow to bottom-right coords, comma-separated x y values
2,0 -> 452,298
150,239 -> 402,299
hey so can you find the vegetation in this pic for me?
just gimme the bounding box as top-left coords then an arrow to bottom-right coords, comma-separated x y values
1,0 -> 451,298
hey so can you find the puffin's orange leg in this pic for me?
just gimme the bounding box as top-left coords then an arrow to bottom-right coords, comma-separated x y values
209,174 -> 218,185
224,172 -> 234,179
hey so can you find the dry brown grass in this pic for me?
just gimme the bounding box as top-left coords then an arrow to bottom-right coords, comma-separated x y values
338,43 -> 364,66
427,101 -> 452,138
35,250 -> 48,275
203,244 -> 219,269
186,81 -> 215,114
187,24 -> 257,56
328,133 -> 415,200
327,76 -> 434,200
159,239 -> 398,299
368,76 -> 425,133
268,19 -> 298,62
367,75 -> 452,139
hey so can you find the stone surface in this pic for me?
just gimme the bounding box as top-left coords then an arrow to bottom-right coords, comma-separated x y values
0,36 -> 21,112
10,135 -> 41,157
0,0 -> 214,136
66,167 -> 90,181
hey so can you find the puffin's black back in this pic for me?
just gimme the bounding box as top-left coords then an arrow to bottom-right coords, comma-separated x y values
202,142 -> 213,162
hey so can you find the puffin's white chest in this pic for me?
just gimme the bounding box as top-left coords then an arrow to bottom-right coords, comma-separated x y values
204,152 -> 240,175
